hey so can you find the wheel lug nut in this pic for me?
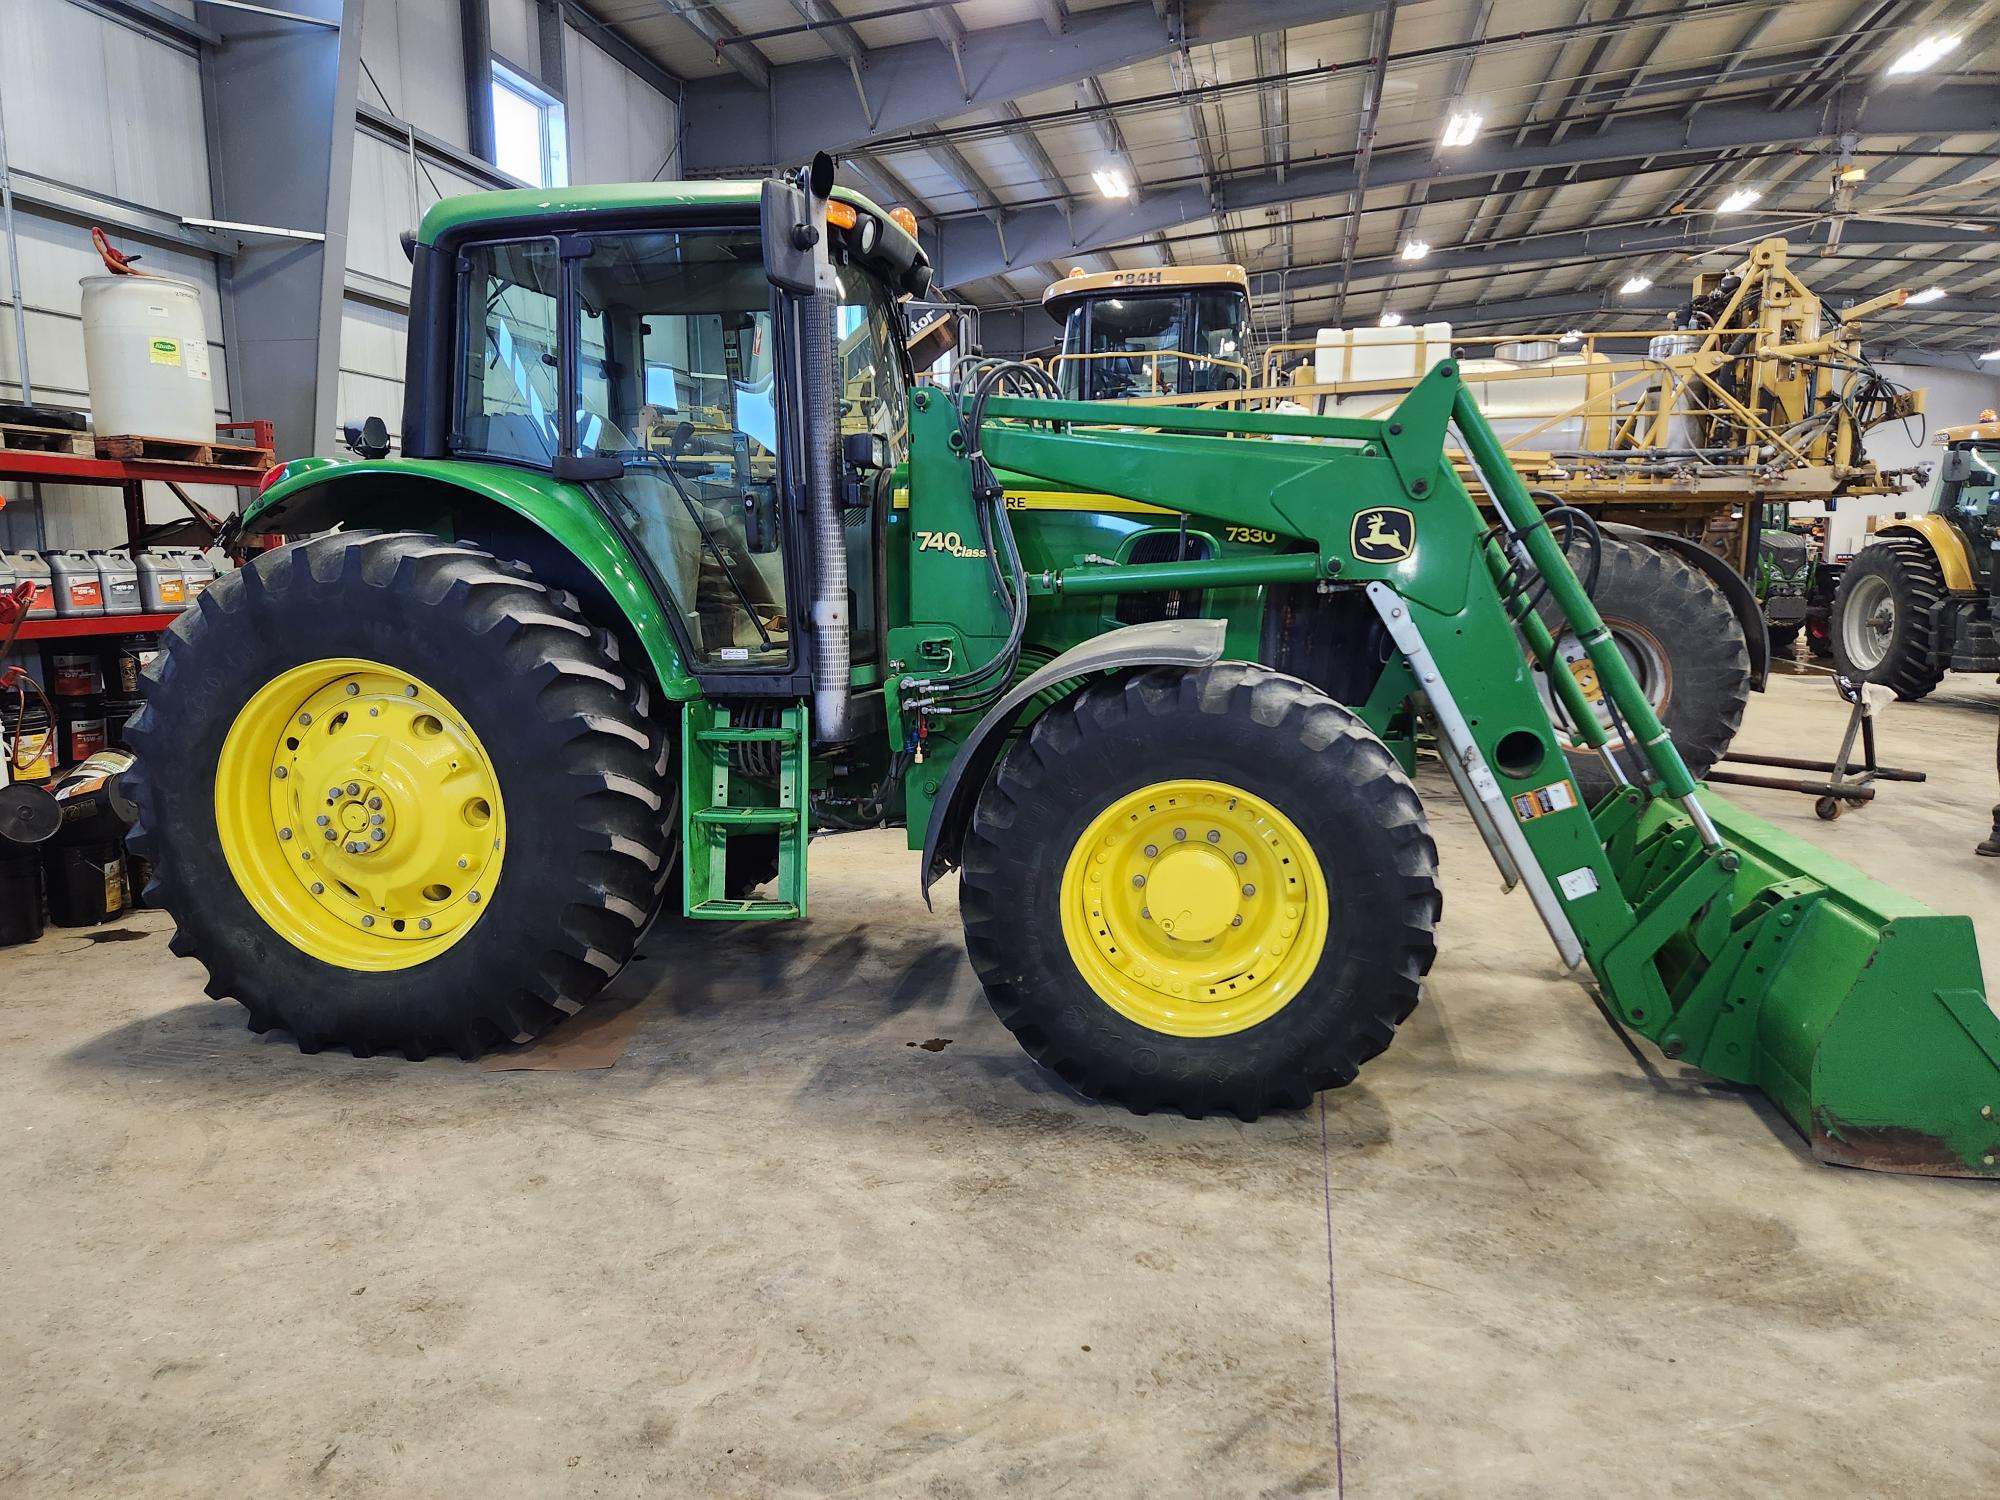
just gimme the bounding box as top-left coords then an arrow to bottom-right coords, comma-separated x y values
371,829 -> 385,842
346,782 -> 360,795
1242,883 -> 1256,897
328,788 -> 342,802
418,918 -> 432,931
361,914 -> 374,926
403,685 -> 417,697
1173,827 -> 1186,841
1232,851 -> 1247,866
323,829 -> 337,842
467,890 -> 481,904
344,682 -> 359,696
309,882 -> 324,895
298,712 -> 312,726
1231,915 -> 1243,927
1144,844 -> 1158,858
273,766 -> 288,780
315,814 -> 330,827
1140,907 -> 1151,920
1131,874 -> 1146,887
1206,829 -> 1221,843
370,813 -> 384,826
457,858 -> 469,870
367,797 -> 381,810
278,827 -> 292,841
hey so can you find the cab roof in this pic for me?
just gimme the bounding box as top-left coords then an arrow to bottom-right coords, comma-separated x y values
1935,414 -> 2000,446
415,180 -> 920,264
1041,264 -> 1248,322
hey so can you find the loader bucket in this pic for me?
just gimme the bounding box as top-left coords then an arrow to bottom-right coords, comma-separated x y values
1605,791 -> 2000,1178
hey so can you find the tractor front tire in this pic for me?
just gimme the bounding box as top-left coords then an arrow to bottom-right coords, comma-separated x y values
125,532 -> 673,1059
1539,536 -> 1750,802
959,664 -> 1440,1119
1831,538 -> 1948,701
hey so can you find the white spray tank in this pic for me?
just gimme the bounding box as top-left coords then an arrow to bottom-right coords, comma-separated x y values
80,273 -> 214,442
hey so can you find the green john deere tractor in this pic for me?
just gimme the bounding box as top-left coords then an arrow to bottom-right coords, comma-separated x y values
127,159 -> 2000,1176
1754,502 -> 1817,656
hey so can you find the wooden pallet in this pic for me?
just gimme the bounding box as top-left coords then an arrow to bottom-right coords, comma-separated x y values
0,421 -> 93,457
95,432 -> 274,470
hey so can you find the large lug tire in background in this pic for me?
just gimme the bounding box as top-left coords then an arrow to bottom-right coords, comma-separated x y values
958,663 -> 1440,1120
124,532 -> 674,1060
1831,538 -> 1948,702
1536,535 -> 1751,802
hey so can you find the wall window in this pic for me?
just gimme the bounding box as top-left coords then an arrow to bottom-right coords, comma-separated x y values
491,62 -> 568,189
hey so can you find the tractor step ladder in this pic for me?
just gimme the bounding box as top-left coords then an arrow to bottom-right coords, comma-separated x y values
681,700 -> 809,920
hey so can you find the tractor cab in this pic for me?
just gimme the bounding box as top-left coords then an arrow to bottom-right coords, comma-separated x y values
1041,266 -> 1253,401
385,171 -> 930,699
1929,415 -> 2000,558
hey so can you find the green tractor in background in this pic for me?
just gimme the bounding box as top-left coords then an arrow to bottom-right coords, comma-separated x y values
124,159 -> 2000,1175
1753,501 -> 1817,657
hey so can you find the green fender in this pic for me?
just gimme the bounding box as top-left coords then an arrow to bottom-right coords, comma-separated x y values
243,455 -> 698,699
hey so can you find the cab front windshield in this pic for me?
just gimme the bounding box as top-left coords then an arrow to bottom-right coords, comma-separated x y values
1939,443 -> 2000,524
1055,289 -> 1251,400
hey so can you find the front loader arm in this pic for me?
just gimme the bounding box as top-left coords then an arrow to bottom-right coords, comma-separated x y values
947,363 -> 2000,1178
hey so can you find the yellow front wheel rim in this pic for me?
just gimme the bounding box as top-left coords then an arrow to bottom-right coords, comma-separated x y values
214,658 -> 506,971
1059,778 -> 1330,1038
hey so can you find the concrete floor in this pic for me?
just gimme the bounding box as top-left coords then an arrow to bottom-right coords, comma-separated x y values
3,668 -> 1998,1498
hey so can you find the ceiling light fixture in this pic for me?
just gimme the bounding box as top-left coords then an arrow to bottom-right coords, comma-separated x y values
1717,187 -> 1762,213
1401,240 -> 1431,262
1091,168 -> 1131,200
1835,163 -> 1868,184
1619,274 -> 1653,295
1907,286 -> 1947,304
1439,112 -> 1482,149
1886,34 -> 1960,75
1980,349 -> 2000,361
1378,311 -> 1404,327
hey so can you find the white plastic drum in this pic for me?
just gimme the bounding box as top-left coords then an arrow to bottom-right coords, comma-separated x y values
80,274 -> 214,442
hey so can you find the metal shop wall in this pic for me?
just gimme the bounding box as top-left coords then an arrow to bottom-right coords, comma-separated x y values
340,0 -> 681,449
0,0 -> 232,551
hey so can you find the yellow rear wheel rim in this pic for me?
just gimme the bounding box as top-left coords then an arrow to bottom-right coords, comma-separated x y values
1058,778 -> 1330,1038
214,658 -> 506,971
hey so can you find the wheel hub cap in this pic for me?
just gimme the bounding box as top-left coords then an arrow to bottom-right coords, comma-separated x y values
214,659 -> 505,971
1059,778 -> 1330,1038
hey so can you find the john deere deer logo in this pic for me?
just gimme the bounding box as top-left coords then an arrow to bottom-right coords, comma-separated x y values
1351,506 -> 1415,564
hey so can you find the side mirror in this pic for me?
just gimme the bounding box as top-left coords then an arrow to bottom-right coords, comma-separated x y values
842,431 -> 889,472
762,154 -> 838,296
343,415 -> 391,459
743,488 -> 780,554
1941,448 -> 1972,484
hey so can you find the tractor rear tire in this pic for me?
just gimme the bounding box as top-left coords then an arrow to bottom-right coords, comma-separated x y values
1831,538 -> 1948,701
959,663 -> 1440,1119
1538,536 -> 1750,803
124,532 -> 673,1059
